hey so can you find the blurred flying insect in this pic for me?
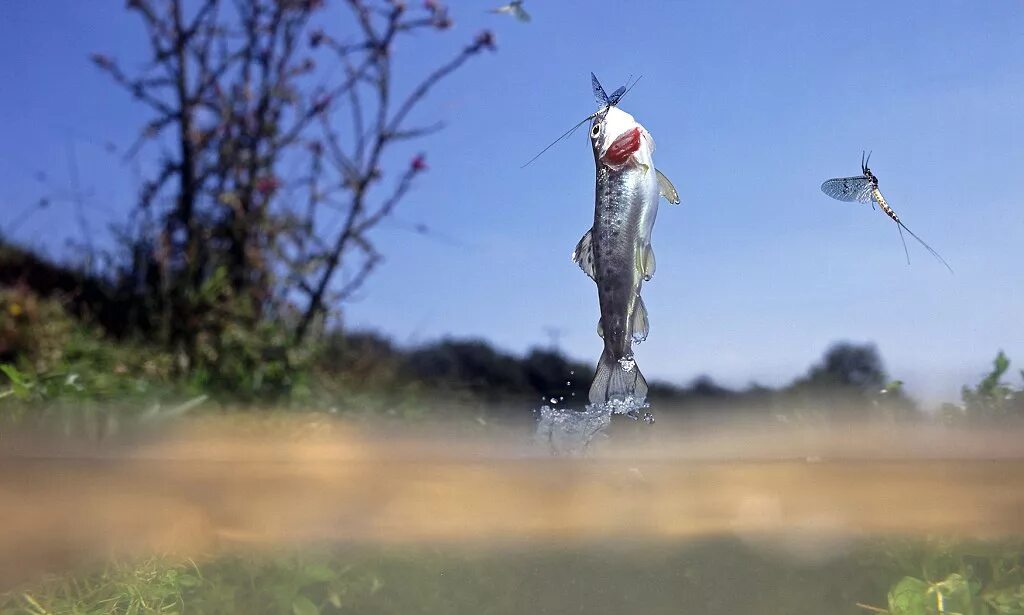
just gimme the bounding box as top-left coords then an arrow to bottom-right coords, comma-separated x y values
821,152 -> 952,272
490,0 -> 530,22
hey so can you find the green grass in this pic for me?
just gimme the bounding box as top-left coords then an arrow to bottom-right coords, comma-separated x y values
4,539 -> 1023,615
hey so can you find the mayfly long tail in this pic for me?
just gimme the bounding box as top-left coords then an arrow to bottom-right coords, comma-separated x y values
896,220 -> 954,273
873,186 -> 952,273
895,222 -> 910,265
521,113 -> 596,168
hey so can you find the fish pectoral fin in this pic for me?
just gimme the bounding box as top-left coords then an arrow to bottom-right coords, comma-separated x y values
656,169 -> 681,205
631,295 -> 650,344
643,244 -> 656,281
571,228 -> 596,281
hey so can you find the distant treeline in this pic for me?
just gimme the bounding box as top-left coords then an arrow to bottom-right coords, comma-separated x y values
0,239 -> 908,415
327,330 -> 916,417
3,240 -> 1023,424
330,332 -> 1024,422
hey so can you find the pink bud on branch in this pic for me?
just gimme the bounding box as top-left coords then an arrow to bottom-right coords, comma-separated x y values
256,175 -> 281,195
474,30 -> 496,52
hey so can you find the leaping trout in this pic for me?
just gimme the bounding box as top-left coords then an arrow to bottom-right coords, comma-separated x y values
571,74 -> 680,406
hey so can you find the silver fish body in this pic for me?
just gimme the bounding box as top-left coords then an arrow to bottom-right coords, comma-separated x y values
572,105 -> 679,405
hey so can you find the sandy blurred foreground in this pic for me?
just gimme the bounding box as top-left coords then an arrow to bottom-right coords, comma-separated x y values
3,416 -> 1024,587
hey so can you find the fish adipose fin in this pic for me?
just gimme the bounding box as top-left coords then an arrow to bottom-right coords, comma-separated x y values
572,228 -> 596,280
589,349 -> 649,405
656,169 -> 680,204
631,296 -> 649,344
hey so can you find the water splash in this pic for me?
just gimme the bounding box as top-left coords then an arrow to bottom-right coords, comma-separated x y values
534,396 -> 652,455
603,396 -> 652,421
534,405 -> 611,455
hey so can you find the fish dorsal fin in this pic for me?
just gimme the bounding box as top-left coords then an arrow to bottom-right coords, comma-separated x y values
631,295 -> 649,344
643,245 -> 656,281
656,169 -> 680,205
571,228 -> 596,280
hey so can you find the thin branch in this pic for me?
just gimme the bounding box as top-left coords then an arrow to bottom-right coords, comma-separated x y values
386,121 -> 445,141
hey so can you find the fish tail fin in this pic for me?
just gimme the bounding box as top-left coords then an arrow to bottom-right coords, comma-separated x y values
589,349 -> 648,405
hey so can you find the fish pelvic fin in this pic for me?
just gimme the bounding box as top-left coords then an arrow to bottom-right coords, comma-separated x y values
642,244 -> 656,281
631,295 -> 649,344
588,349 -> 649,405
572,228 -> 596,280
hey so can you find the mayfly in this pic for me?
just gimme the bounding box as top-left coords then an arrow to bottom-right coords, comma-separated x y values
520,74 -> 637,168
490,0 -> 530,22
821,152 -> 952,272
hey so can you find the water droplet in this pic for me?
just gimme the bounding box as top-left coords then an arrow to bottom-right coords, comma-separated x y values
549,397 -> 558,404
566,381 -> 571,386
569,370 -> 575,375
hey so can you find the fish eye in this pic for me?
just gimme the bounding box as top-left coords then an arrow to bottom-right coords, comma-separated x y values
590,124 -> 601,138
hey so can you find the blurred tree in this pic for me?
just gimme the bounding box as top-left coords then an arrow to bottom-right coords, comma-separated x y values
89,0 -> 495,377
521,348 -> 591,402
801,342 -> 887,391
953,351 -> 1024,423
686,375 -> 731,398
784,342 -> 916,419
404,339 -> 529,400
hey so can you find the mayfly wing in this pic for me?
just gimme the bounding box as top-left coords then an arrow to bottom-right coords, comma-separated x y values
591,73 -> 609,105
607,85 -> 626,106
821,176 -> 873,204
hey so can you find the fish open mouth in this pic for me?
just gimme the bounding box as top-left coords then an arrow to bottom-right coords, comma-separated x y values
601,127 -> 642,167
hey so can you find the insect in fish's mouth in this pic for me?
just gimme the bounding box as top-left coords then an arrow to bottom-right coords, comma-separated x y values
521,73 -> 643,168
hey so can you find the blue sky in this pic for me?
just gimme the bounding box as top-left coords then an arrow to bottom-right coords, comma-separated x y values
2,1 -> 1023,403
